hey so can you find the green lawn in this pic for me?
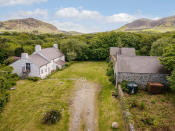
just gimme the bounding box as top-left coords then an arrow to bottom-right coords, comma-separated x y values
0,62 -> 124,131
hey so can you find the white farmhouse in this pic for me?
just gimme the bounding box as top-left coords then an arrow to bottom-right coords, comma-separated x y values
11,44 -> 65,79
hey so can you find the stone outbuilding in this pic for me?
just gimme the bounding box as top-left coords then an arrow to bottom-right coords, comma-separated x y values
110,47 -> 169,88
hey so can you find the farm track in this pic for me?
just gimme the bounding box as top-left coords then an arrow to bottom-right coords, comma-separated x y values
69,78 -> 100,131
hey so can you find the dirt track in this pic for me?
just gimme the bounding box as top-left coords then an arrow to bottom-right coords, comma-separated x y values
69,78 -> 100,131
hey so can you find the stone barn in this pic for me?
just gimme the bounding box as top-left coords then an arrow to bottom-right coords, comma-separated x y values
110,47 -> 169,88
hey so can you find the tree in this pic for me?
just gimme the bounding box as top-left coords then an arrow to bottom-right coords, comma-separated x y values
0,66 -> 19,112
159,44 -> 175,71
89,32 -> 119,60
150,37 -> 175,56
14,47 -> 24,57
0,49 -> 8,64
167,70 -> 175,91
137,33 -> 160,56
60,39 -> 88,61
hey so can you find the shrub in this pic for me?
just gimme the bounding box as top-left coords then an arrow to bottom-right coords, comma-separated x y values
106,57 -> 110,63
14,47 -> 25,57
42,110 -> 62,125
121,80 -> 128,92
27,77 -> 41,82
141,112 -> 154,125
138,101 -> 146,110
64,61 -> 75,67
151,100 -> 155,104
106,62 -> 115,84
0,92 -> 9,113
4,56 -> 20,65
129,99 -> 138,108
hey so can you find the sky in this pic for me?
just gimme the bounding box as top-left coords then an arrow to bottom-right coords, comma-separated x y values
0,0 -> 175,33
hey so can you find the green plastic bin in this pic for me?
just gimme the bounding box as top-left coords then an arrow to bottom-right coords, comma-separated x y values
126,82 -> 138,94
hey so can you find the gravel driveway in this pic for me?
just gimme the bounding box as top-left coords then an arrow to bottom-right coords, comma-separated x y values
69,78 -> 100,131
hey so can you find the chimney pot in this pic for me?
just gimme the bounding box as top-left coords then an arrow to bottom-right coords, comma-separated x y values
35,45 -> 41,52
21,53 -> 28,59
53,44 -> 58,49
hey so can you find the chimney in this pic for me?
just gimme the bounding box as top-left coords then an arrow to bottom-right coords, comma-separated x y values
21,53 -> 28,59
35,45 -> 41,52
53,44 -> 58,49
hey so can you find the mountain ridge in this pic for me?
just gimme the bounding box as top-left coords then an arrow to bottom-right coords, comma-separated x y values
115,15 -> 175,32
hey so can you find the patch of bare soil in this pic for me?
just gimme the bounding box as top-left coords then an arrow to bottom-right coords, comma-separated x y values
69,78 -> 100,131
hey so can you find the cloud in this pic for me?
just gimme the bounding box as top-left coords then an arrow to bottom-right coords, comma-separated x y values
8,9 -> 49,19
50,21 -> 100,33
0,0 -> 47,6
55,7 -> 103,21
53,7 -> 161,33
53,7 -> 142,33
151,17 -> 161,20
55,7 -> 138,23
107,13 -> 137,23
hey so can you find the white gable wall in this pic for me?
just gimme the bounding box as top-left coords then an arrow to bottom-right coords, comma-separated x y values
10,59 -> 40,77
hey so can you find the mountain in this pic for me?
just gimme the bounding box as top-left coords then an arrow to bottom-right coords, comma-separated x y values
0,18 -> 63,34
115,16 -> 175,32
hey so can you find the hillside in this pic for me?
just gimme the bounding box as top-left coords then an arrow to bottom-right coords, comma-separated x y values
61,30 -> 84,35
0,18 -> 62,34
116,16 -> 175,32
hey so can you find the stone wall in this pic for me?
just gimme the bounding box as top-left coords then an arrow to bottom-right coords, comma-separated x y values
117,84 -> 135,131
116,72 -> 169,88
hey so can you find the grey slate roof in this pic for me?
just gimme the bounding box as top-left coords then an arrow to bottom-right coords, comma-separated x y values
39,48 -> 64,60
28,47 -> 64,67
55,60 -> 65,66
29,54 -> 49,67
110,47 -> 136,56
117,56 -> 168,74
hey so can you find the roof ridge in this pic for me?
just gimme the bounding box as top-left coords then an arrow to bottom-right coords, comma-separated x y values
36,52 -> 50,62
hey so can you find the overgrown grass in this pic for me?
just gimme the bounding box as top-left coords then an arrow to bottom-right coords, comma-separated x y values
125,90 -> 175,130
0,62 -> 125,131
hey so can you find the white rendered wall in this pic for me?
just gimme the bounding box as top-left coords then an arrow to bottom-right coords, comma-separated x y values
10,59 -> 40,77
39,62 -> 53,79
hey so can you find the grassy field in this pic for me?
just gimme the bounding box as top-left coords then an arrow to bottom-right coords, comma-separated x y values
0,62 -> 125,131
125,90 -> 175,131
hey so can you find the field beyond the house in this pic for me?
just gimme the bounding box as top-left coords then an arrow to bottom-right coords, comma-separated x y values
125,90 -> 175,131
0,62 -> 125,131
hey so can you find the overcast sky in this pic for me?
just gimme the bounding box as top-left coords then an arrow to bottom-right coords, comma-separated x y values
0,0 -> 175,33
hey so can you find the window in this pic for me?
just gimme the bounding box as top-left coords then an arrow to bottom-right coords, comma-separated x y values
26,63 -> 31,71
45,68 -> 47,72
40,69 -> 43,74
48,68 -> 50,73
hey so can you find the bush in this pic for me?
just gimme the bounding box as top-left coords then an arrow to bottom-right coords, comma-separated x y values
121,80 -> 128,92
27,77 -> 41,82
106,62 -> 115,84
0,92 -> 9,113
129,99 -> 138,108
151,100 -> 155,104
14,47 -> 24,57
4,56 -> 20,65
42,110 -> 62,125
167,70 -> 175,92
0,66 -> 17,112
64,61 -> 75,67
141,112 -> 154,125
138,101 -> 146,110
